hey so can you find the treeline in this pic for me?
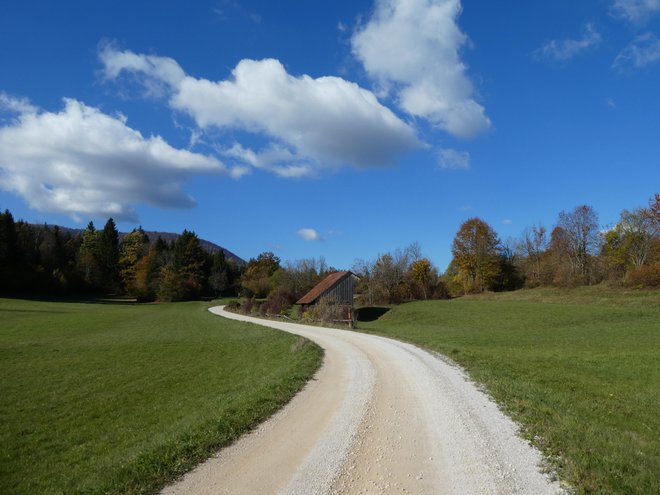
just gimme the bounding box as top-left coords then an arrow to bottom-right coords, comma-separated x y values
345,195 -> 657,304
351,243 -> 445,305
2,193 -> 657,305
250,193 -> 658,310
230,244 -> 447,317
234,253 -> 337,315
445,194 -> 660,296
0,212 -> 242,301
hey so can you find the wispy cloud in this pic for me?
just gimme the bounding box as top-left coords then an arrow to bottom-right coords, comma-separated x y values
438,148 -> 470,170
535,24 -> 602,62
221,143 -> 312,178
610,0 -> 660,24
0,92 -> 37,116
212,1 -> 261,24
297,228 -> 322,242
613,32 -> 660,70
502,219 -> 513,225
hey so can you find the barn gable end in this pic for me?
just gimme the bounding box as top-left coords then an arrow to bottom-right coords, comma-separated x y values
296,271 -> 357,307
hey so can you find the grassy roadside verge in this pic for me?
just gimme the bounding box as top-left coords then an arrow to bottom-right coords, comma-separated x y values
358,287 -> 660,494
0,298 -> 322,494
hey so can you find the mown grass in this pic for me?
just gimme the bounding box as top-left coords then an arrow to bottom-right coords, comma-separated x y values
0,298 -> 322,495
358,287 -> 660,495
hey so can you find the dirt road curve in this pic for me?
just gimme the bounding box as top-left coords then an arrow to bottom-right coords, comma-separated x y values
161,306 -> 565,495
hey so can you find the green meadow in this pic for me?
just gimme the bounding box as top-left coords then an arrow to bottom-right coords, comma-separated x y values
0,298 -> 322,495
359,287 -> 660,494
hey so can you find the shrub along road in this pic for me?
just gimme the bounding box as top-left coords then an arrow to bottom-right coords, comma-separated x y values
163,307 -> 565,495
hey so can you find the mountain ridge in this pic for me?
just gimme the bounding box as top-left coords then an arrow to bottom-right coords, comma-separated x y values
30,224 -> 245,265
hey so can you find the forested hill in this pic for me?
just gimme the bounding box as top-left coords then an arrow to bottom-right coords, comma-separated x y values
32,224 -> 245,265
136,230 -> 244,266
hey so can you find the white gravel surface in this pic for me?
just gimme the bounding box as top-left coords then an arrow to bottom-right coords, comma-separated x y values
161,306 -> 566,495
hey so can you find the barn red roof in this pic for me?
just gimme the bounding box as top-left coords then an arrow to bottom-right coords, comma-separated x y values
296,271 -> 353,305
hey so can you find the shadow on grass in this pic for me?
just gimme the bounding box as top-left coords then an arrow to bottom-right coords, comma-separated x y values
356,306 -> 390,322
0,294 -> 140,306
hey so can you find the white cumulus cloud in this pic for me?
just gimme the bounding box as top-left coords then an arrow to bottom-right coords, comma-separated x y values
613,32 -> 660,69
0,94 -> 224,221
438,148 -> 470,170
351,0 -> 490,138
297,228 -> 322,242
535,24 -> 602,61
611,0 -> 660,23
99,46 -> 422,176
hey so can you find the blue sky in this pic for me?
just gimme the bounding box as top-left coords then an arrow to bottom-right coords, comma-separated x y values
1,0 -> 658,270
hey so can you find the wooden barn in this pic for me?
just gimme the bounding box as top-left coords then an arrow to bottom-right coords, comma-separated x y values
296,270 -> 358,310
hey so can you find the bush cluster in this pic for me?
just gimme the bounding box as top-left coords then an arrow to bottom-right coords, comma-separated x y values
302,297 -> 352,324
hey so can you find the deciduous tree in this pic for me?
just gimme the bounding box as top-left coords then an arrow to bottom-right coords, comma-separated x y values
556,205 -> 601,281
516,224 -> 548,286
278,257 -> 329,300
352,258 -> 376,305
240,251 -> 281,297
604,208 -> 654,269
410,258 -> 435,299
451,218 -> 501,293
133,237 -> 168,301
372,245 -> 417,303
645,193 -> 659,235
119,227 -> 149,295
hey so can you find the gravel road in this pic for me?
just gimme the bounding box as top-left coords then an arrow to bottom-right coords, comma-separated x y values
161,306 -> 565,495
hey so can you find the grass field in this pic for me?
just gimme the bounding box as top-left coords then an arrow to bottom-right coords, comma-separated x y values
359,287 -> 660,495
0,298 -> 322,495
